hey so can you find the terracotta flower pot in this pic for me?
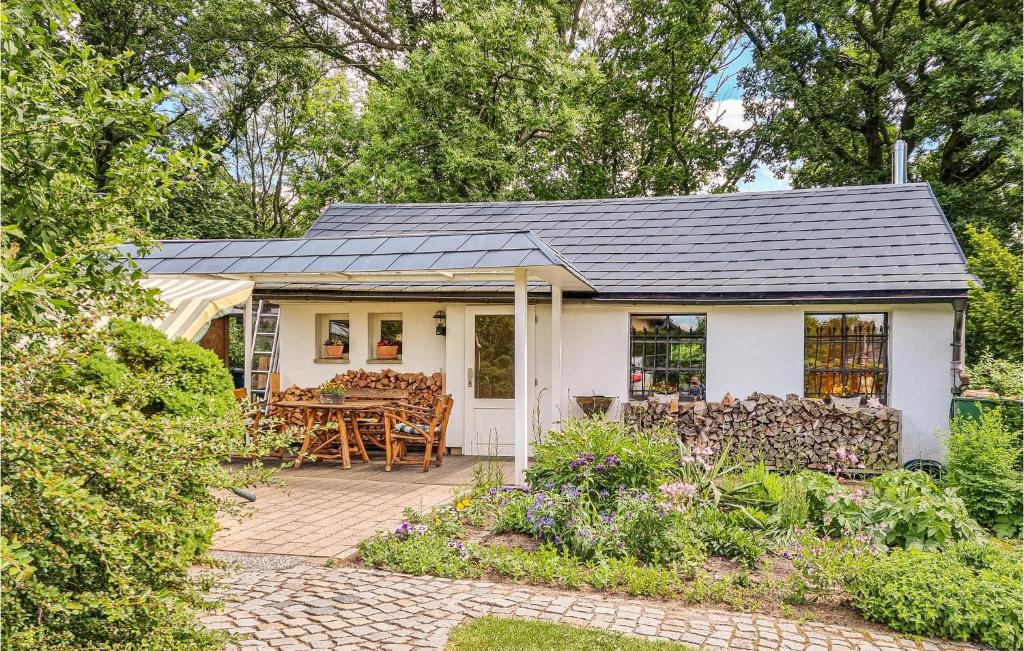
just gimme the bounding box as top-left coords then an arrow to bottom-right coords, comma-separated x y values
321,393 -> 345,404
324,344 -> 344,358
376,344 -> 400,359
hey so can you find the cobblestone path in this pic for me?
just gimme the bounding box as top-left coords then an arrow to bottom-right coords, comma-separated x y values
201,563 -> 986,651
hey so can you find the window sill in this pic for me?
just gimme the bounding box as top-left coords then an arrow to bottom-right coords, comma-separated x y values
314,357 -> 350,364
366,357 -> 402,364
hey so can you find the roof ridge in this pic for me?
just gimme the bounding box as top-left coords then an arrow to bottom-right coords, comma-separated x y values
320,183 -> 931,212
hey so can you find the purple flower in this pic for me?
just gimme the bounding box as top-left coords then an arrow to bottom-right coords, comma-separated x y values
603,454 -> 621,467
561,486 -> 581,499
394,521 -> 428,540
593,463 -> 607,473
569,451 -> 596,470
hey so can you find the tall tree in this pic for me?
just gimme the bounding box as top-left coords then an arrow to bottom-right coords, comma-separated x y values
578,0 -> 756,197
1,0 -> 203,322
341,1 -> 601,202
724,0 -> 1022,242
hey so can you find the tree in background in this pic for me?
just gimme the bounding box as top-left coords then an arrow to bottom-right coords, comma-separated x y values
580,0 -> 759,197
342,1 -> 601,202
963,226 -> 1023,363
725,0 -> 1022,242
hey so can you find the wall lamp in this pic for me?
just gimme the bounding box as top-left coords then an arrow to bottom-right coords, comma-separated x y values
433,310 -> 447,336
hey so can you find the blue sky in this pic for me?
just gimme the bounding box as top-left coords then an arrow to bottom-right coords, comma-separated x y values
713,48 -> 792,193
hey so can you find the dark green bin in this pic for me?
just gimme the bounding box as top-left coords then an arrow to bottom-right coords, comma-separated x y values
950,397 -> 1023,433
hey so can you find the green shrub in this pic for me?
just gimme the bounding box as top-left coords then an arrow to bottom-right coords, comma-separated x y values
944,410 -> 1023,537
1,319 -> 254,649
967,353 -> 1024,398
479,545 -> 588,588
525,417 -> 678,496
848,543 -> 1022,650
588,556 -> 684,597
798,470 -> 984,550
493,490 -> 533,534
863,471 -> 983,550
357,531 -> 478,579
613,492 -> 706,567
694,509 -> 767,568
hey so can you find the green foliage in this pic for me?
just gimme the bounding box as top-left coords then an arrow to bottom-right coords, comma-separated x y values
343,1 -> 599,203
479,545 -> 588,589
0,0 -> 202,324
964,226 -> 1024,362
588,556 -> 687,598
492,491 -> 533,535
730,0 -> 1021,242
357,532 -> 478,579
847,543 -> 1023,650
582,0 -> 754,197
944,411 -> 1023,537
967,354 -> 1024,398
526,417 -> 679,496
446,615 -> 696,651
693,509 -> 768,568
0,317 -> 272,649
78,320 -> 236,420
863,471 -> 983,550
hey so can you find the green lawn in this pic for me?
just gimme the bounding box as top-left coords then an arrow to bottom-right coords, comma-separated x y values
445,616 -> 694,651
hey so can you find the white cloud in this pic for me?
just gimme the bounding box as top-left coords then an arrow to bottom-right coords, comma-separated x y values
707,98 -> 751,131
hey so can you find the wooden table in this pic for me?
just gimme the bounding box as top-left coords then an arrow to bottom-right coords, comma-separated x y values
274,399 -> 393,469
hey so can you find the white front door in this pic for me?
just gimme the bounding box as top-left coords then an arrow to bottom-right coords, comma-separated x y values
464,305 -> 533,456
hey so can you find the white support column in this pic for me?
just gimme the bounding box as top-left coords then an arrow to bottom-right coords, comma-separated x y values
243,296 -> 254,397
514,268 -> 529,485
550,284 -> 563,429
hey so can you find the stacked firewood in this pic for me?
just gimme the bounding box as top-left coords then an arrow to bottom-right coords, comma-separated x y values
624,392 -> 901,472
275,369 -> 444,408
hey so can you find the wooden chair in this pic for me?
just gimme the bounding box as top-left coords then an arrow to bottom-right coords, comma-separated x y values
345,388 -> 411,450
383,395 -> 454,472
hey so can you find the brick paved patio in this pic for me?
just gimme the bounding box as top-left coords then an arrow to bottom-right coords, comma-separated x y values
202,564 -> 987,651
216,455 -> 513,558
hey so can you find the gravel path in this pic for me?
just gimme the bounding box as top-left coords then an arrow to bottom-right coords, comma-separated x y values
201,563 -> 987,651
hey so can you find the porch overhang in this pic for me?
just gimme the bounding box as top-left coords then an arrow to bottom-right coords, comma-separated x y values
126,230 -> 595,293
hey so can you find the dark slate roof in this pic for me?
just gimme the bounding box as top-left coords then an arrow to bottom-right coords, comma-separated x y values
127,230 -> 590,287
306,183 -> 969,298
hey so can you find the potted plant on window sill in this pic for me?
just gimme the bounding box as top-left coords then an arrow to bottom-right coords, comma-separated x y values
829,384 -> 863,409
323,338 -> 345,358
319,380 -> 347,404
375,338 -> 400,359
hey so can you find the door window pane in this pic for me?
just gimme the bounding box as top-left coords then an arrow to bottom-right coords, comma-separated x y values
475,315 -> 514,399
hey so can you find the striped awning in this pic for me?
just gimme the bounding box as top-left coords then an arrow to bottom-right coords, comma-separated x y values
140,276 -> 254,341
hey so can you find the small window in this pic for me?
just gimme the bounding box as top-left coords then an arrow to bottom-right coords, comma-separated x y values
369,313 -> 403,360
629,314 -> 706,399
804,313 -> 889,403
315,314 -> 349,361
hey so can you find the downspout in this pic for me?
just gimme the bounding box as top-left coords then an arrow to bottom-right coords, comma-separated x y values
950,298 -> 967,395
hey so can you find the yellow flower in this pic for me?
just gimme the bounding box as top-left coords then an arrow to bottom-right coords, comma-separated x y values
456,498 -> 471,511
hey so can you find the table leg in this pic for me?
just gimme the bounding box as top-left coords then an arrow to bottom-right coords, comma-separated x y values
295,408 -> 314,468
350,413 -> 370,463
338,410 -> 352,469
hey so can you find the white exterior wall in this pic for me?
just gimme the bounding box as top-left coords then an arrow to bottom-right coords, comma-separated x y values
276,301 -> 447,403
275,299 -> 955,462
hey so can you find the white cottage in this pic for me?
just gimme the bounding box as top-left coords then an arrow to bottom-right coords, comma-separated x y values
132,182 -> 970,476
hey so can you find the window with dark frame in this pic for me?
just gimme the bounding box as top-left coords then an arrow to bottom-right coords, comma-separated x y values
804,313 -> 889,403
629,315 -> 706,399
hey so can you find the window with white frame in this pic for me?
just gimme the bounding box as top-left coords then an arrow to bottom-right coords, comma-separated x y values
315,313 -> 350,360
369,312 -> 403,360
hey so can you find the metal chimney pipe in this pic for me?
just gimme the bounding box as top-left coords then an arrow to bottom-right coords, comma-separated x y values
892,139 -> 908,184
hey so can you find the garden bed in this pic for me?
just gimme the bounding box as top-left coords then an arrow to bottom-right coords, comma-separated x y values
357,417 -> 1022,651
